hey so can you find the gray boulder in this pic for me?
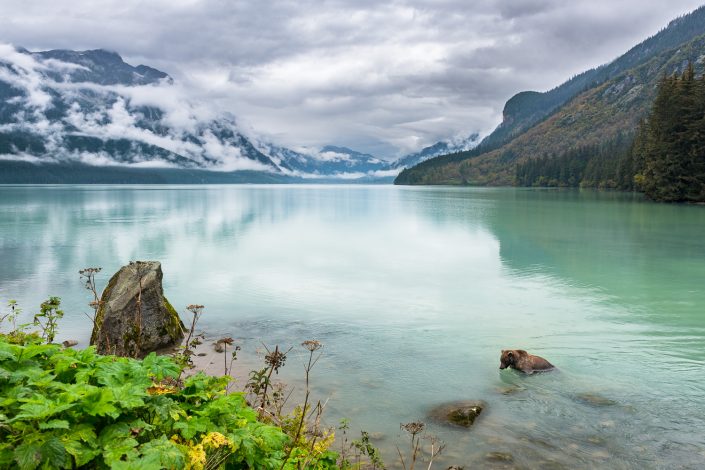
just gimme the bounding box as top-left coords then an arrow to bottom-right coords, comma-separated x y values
90,261 -> 184,357
428,400 -> 486,428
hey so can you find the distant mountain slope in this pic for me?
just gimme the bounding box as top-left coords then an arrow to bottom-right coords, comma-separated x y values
0,46 -> 397,181
32,48 -> 171,86
391,133 -> 480,169
0,45 -> 288,173
480,5 -> 705,152
396,5 -> 705,186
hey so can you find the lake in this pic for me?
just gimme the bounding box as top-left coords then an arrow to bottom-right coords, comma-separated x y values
1,185 -> 704,469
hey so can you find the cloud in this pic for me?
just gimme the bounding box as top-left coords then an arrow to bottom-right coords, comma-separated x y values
0,1 -> 703,157
0,46 -> 276,171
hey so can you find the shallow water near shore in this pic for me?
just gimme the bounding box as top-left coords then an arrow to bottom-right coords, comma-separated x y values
1,184 -> 705,468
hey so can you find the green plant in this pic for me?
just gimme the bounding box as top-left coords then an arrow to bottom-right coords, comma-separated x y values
78,267 -> 102,325
172,304 -> 206,376
0,333 -> 339,469
396,422 -> 444,470
245,344 -> 292,420
32,296 -> 64,344
7,300 -> 21,331
337,421 -> 385,470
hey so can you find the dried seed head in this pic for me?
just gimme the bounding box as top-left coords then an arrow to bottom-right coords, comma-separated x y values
265,347 -> 287,373
401,421 -> 425,436
302,340 -> 322,352
79,267 -> 102,275
187,304 -> 205,315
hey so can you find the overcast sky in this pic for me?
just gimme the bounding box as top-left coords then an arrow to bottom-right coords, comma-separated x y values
1,0 -> 703,158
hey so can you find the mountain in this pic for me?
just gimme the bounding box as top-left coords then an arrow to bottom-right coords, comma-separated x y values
0,45 -> 292,174
0,44 -> 482,183
395,6 -> 705,186
391,133 -> 481,169
0,45 -> 405,182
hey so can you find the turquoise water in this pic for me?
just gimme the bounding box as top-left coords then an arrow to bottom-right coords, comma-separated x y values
1,185 -> 704,468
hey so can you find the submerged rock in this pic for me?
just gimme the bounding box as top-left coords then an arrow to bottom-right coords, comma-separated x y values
90,261 -> 184,357
428,400 -> 486,428
484,452 -> 517,469
575,393 -> 617,407
485,452 -> 514,463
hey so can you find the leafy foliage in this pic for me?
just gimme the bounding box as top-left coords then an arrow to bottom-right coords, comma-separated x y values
0,334 -> 338,469
633,65 -> 705,201
32,297 -> 64,344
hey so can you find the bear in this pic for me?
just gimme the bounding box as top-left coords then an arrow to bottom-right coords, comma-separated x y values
499,349 -> 554,374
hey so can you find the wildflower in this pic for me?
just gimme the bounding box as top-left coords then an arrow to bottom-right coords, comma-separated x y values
401,421 -> 425,437
312,430 -> 335,454
201,432 -> 231,449
147,382 -> 177,395
264,346 -> 287,373
187,443 -> 206,470
79,267 -> 102,275
302,340 -> 322,352
187,304 -> 205,315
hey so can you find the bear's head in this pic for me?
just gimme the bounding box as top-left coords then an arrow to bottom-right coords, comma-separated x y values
499,349 -> 527,369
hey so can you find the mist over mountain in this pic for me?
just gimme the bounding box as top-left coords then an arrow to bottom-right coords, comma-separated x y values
0,45 -> 452,182
391,133 -> 481,170
0,45 -> 283,172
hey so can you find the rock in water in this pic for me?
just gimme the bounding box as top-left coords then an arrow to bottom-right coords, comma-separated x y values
90,261 -> 184,357
428,400 -> 486,428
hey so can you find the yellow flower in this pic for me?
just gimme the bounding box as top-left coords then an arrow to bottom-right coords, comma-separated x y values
312,431 -> 335,455
187,443 -> 206,470
146,382 -> 177,395
201,432 -> 231,449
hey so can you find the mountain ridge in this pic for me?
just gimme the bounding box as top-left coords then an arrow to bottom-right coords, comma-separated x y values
0,45 -> 432,181
0,44 -> 481,183
395,5 -> 705,186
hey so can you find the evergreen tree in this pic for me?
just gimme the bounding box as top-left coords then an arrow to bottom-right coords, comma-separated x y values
636,64 -> 705,202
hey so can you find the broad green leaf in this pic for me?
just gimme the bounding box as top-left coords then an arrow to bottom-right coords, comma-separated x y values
40,437 -> 69,469
0,444 -> 14,468
61,439 -> 100,467
18,343 -> 58,361
110,454 -> 163,470
141,352 -> 180,380
99,424 -> 139,462
67,423 -> 97,443
138,436 -> 187,469
0,348 -> 17,362
14,441 -> 41,470
173,415 -> 210,439
95,361 -> 136,388
98,423 -> 132,445
101,438 -> 139,464
39,419 -> 70,430
15,395 -> 75,421
111,384 -> 146,410
60,424 -> 100,466
81,388 -> 119,418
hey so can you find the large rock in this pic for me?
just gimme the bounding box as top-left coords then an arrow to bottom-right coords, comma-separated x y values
428,400 -> 486,428
90,261 -> 184,357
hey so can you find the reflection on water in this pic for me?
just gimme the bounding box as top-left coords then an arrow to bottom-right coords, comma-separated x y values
1,185 -> 704,468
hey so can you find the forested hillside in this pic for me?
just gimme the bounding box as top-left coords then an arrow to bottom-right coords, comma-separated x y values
515,66 -> 705,202
395,6 -> 705,189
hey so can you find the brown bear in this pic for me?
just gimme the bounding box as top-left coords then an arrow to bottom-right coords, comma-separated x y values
499,349 -> 554,374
